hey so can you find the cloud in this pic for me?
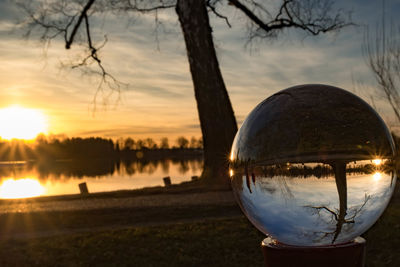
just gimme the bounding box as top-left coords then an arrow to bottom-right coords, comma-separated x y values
76,123 -> 201,139
0,0 -> 20,22
0,0 -> 399,138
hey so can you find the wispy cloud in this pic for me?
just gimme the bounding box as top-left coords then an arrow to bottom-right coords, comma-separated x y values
0,0 -> 399,138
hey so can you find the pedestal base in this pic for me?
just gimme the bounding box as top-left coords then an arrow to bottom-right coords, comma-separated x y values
261,236 -> 366,267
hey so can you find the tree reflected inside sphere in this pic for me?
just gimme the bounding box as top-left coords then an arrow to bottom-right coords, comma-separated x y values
230,84 -> 397,246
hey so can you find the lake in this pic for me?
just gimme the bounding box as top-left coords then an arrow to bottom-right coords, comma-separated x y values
0,159 -> 203,199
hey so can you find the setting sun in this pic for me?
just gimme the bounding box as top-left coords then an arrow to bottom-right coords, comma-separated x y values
0,178 -> 45,199
372,159 -> 382,165
0,106 -> 48,140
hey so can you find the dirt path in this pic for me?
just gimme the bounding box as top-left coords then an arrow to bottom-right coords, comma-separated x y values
0,191 -> 236,214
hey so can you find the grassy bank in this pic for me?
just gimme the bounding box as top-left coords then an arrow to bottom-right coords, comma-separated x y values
0,204 -> 242,237
0,217 -> 263,267
0,200 -> 398,266
0,180 -> 397,266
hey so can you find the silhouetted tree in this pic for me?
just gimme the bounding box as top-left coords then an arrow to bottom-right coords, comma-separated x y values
124,137 -> 135,150
19,0 -> 350,186
145,138 -> 157,149
135,139 -> 145,150
363,8 -> 400,122
305,162 -> 370,244
116,137 -> 125,149
115,142 -> 120,153
35,133 -> 48,145
176,136 -> 189,149
190,136 -> 199,149
159,137 -> 169,149
197,137 -> 203,149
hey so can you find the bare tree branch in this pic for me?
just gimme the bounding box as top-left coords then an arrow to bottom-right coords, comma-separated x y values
227,0 -> 352,40
18,0 -> 175,104
304,192 -> 370,243
306,205 -> 339,221
363,22 -> 400,123
206,0 -> 232,28
19,0 -> 352,109
66,0 -> 96,49
107,0 -> 175,13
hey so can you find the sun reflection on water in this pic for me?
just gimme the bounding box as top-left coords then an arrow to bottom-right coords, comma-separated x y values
372,172 -> 382,181
0,178 -> 45,199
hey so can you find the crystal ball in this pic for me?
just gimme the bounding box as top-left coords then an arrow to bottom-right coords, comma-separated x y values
230,84 -> 396,246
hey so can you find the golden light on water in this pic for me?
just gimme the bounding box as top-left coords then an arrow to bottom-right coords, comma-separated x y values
0,178 -> 45,199
0,105 -> 48,140
229,169 -> 234,177
372,172 -> 382,181
372,159 -> 382,165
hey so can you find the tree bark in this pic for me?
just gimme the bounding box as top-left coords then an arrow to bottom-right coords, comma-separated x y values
176,0 -> 238,187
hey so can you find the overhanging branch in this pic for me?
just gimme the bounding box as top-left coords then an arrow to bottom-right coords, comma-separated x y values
66,0 -> 96,49
228,0 -> 352,38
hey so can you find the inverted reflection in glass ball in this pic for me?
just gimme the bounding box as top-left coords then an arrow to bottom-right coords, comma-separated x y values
230,84 -> 396,247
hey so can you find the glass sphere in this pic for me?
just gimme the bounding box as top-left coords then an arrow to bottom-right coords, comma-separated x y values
230,84 -> 397,247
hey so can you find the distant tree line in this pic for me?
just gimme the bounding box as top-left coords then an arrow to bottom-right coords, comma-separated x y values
0,135 -> 203,161
115,136 -> 203,151
241,162 -> 391,179
0,158 -> 203,180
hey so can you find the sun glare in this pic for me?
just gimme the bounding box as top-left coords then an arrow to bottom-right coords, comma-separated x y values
372,159 -> 382,165
372,172 -> 382,181
0,178 -> 45,199
0,106 -> 48,140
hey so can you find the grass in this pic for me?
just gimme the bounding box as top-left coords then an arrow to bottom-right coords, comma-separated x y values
0,218 -> 264,267
0,201 -> 397,266
364,201 -> 400,266
0,181 -> 397,266
0,204 -> 242,236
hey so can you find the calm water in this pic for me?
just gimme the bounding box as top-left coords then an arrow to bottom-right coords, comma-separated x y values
231,161 -> 396,246
0,159 -> 203,198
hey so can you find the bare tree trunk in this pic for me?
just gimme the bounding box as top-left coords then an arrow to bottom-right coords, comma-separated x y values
176,0 -> 238,187
332,162 -> 348,243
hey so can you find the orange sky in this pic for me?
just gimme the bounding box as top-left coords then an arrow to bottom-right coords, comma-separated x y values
0,1 -> 399,141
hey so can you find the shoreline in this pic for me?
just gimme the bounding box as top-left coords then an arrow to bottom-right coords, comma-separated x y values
0,180 -> 234,214
0,180 -> 216,203
0,174 -> 398,206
